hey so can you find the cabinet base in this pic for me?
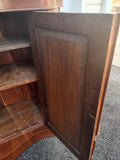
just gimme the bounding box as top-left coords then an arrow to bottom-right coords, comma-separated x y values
0,123 -> 54,160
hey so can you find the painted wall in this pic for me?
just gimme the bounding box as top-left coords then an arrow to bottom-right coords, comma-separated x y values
61,0 -> 113,13
61,0 -> 84,12
84,0 -> 103,13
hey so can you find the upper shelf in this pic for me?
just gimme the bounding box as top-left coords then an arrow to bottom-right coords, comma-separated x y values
0,63 -> 37,91
0,36 -> 31,52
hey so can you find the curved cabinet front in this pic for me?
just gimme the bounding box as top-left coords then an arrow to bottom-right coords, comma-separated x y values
0,124 -> 54,160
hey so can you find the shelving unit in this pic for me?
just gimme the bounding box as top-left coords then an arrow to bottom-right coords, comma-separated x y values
0,63 -> 37,91
0,98 -> 43,139
0,12 -> 44,149
0,2 -> 118,160
0,3 -> 62,160
0,36 -> 31,52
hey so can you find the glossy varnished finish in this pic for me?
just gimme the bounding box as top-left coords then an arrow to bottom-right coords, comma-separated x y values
29,12 -> 120,159
0,9 -> 57,160
89,14 -> 120,159
0,0 -> 62,12
35,28 -> 88,153
0,6 -> 119,160
0,124 -> 54,160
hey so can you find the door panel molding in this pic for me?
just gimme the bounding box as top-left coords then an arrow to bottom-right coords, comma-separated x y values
29,12 -> 120,160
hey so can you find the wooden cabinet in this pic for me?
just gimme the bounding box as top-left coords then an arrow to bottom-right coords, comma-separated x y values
0,3 -> 119,160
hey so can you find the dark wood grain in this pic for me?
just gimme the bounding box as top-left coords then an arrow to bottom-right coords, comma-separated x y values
0,82 -> 38,106
0,98 -> 43,139
0,47 -> 33,66
29,12 -> 120,160
35,28 -> 88,152
0,95 -> 4,107
0,7 -> 59,160
89,14 -> 120,160
0,124 -> 54,160
0,63 -> 37,91
0,12 -> 29,38
0,36 -> 31,52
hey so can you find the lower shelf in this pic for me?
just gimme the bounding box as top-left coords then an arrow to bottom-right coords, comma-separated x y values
0,63 -> 37,91
0,98 -> 54,160
0,98 -> 43,139
0,36 -> 31,52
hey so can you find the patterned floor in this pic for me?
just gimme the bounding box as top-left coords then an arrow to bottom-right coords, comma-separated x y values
17,65 -> 120,160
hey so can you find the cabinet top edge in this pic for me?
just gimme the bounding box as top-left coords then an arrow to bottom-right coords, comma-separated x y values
0,7 -> 56,13
0,0 -> 63,13
34,11 -> 120,16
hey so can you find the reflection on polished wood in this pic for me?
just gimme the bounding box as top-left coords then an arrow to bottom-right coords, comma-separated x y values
0,124 -> 54,160
0,0 -> 62,12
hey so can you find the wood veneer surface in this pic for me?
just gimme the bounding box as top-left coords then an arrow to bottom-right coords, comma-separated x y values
35,28 -> 88,151
0,36 -> 31,52
0,48 -> 33,66
0,98 -> 43,139
0,63 -> 37,91
30,12 -> 120,160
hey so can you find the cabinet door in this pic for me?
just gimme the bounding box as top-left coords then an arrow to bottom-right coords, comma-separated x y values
29,12 -> 120,160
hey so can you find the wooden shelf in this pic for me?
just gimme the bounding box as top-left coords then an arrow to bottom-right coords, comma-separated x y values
0,98 -> 43,139
0,36 -> 31,52
0,63 -> 37,91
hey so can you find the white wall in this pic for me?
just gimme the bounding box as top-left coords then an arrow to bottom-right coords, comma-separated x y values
61,0 -> 84,12
84,0 -> 103,13
61,0 -> 113,13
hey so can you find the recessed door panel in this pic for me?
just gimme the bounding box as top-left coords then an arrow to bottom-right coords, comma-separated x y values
29,12 -> 120,160
35,29 -> 88,152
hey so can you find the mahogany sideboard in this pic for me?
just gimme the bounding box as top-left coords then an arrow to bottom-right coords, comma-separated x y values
0,1 -> 120,160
